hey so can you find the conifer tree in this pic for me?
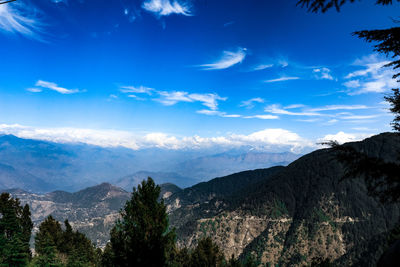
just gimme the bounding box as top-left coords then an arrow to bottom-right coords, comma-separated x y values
34,216 -> 63,256
189,237 -> 225,267
0,193 -> 32,266
106,177 -> 176,267
34,216 -> 98,266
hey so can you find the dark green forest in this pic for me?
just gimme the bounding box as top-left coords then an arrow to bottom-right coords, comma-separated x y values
0,178 -> 260,267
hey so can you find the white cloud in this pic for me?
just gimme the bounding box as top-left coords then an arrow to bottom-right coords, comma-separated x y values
0,124 -> 314,153
278,60 -> 289,68
26,87 -> 42,93
297,118 -> 320,123
264,76 -> 300,83
343,80 -> 360,88
313,67 -> 334,80
344,54 -> 397,95
340,114 -> 380,120
309,104 -> 370,112
195,110 -> 237,118
142,0 -> 191,17
240,97 -> 264,109
197,110 -> 278,120
0,3 -> 44,40
284,104 -> 306,109
155,91 -> 227,110
156,91 -> 192,105
119,85 -> 228,113
318,131 -> 372,144
200,47 -> 247,70
324,119 -> 338,125
35,80 -> 81,94
188,93 -> 227,110
120,85 -> 154,95
243,115 -> 279,120
253,64 -> 273,71
265,104 -> 322,116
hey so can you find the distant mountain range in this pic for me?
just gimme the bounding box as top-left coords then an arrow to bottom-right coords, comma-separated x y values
0,134 -> 299,192
166,132 -> 400,266
6,132 -> 400,266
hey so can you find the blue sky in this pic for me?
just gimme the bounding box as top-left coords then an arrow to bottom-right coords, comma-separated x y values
0,0 -> 398,153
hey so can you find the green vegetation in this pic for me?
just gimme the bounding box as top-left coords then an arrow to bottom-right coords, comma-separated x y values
1,178 -> 261,266
0,193 -> 33,266
104,177 -> 176,266
32,216 -> 99,266
270,200 -> 288,219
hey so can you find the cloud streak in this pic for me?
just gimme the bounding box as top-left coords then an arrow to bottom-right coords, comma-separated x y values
343,54 -> 397,95
265,104 -> 322,116
240,97 -> 264,109
120,85 -> 154,95
142,0 -> 191,17
0,3 -> 44,40
199,47 -> 247,70
35,80 -> 81,94
156,91 -> 227,110
264,76 -> 300,83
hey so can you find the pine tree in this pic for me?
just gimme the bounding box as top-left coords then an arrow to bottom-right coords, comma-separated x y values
106,177 -> 176,267
34,216 -> 63,257
34,215 -> 98,266
189,237 -> 225,267
0,193 -> 32,266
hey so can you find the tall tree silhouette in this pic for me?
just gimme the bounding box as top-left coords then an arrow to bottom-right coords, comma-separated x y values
106,177 -> 176,267
0,193 -> 33,266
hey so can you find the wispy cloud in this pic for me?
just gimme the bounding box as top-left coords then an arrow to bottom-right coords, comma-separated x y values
0,3 -> 44,40
196,109 -> 278,120
253,64 -> 273,71
188,93 -> 227,110
199,47 -> 247,70
35,80 -> 81,94
284,104 -> 306,109
313,67 -> 334,80
120,85 -> 154,95
156,91 -> 192,105
119,85 -> 227,112
223,21 -> 234,27
240,97 -> 264,109
243,114 -> 279,120
26,87 -> 42,93
309,104 -> 370,112
344,54 -> 397,95
196,109 -> 241,118
142,0 -> 191,17
156,91 -> 227,110
264,76 -> 300,83
265,104 -> 322,116
340,114 -> 380,120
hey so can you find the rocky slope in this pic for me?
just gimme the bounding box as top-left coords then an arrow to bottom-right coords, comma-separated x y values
3,133 -> 399,266
165,133 -> 400,266
5,182 -> 182,248
7,183 -> 131,248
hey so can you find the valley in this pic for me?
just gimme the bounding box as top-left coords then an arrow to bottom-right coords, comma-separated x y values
5,132 -> 399,266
